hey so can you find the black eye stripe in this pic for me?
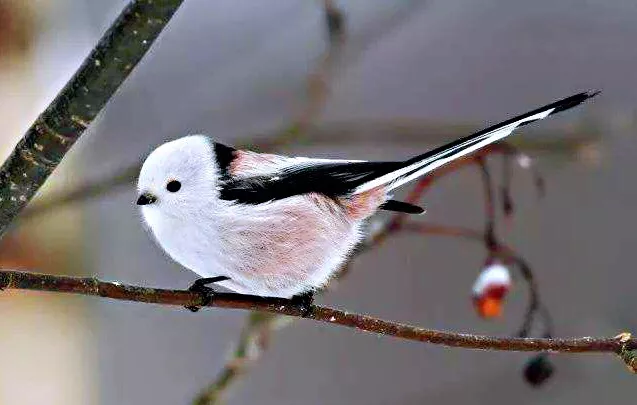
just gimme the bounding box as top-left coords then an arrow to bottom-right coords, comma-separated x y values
166,180 -> 181,192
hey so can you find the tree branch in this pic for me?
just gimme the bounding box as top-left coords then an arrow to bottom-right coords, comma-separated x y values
0,0 -> 185,236
0,269 -> 634,356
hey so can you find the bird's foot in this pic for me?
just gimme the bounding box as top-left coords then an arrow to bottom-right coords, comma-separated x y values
290,291 -> 314,317
185,276 -> 230,312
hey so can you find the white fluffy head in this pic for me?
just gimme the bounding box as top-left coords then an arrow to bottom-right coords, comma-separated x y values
137,135 -> 220,224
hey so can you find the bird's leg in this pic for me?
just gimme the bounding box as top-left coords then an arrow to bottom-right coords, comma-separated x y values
185,276 -> 230,312
290,290 -> 314,317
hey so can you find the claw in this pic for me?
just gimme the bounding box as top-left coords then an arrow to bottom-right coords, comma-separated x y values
291,291 -> 314,317
185,276 -> 229,312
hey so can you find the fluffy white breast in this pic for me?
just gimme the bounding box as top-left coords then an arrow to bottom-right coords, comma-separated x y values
137,136 -> 374,297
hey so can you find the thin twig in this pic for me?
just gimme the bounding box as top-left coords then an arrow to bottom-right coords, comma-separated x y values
373,146 -> 511,246
507,252 -> 543,338
476,156 -> 496,247
0,0 -> 185,236
399,222 -> 546,336
253,0 -> 345,152
500,149 -> 514,219
496,142 -> 546,199
473,156 -> 547,337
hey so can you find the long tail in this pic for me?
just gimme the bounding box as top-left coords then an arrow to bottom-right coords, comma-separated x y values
354,91 -> 598,194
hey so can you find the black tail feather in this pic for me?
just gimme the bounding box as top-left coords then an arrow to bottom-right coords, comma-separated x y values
404,91 -> 600,166
379,200 -> 424,214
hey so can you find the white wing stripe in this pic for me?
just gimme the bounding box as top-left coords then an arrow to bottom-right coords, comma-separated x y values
353,108 -> 554,194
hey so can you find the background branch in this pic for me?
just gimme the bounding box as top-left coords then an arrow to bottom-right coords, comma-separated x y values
192,3 -> 346,401
0,0 -> 185,236
192,313 -> 286,405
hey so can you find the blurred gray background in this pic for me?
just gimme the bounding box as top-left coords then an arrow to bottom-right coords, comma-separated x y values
1,0 -> 636,404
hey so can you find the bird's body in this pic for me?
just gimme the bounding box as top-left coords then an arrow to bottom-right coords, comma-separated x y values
137,92 -> 597,298
140,138 -> 386,296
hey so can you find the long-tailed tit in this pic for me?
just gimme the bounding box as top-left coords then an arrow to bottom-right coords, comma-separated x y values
136,92 -> 597,310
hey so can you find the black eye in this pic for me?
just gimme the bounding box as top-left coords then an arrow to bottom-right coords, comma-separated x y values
166,180 -> 181,192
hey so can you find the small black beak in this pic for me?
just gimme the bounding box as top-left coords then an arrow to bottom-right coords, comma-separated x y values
136,193 -> 157,206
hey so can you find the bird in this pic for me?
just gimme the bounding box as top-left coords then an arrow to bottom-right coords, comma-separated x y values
136,91 -> 597,312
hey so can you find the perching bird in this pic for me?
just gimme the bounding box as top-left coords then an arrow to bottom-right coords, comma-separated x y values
136,92 -> 597,310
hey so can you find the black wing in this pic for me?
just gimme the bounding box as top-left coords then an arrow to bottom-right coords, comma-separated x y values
217,160 -> 403,204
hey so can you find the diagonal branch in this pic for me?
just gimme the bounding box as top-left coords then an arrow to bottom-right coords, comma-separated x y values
192,312 -> 285,405
19,0 -> 346,224
0,0 -> 185,236
0,269 -> 634,356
